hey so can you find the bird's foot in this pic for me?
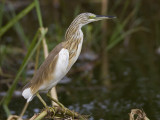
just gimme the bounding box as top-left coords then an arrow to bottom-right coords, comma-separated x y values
45,106 -> 56,116
46,94 -> 87,119
46,93 -> 72,114
46,93 -> 65,107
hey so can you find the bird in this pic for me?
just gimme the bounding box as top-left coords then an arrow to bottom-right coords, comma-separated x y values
22,13 -> 116,106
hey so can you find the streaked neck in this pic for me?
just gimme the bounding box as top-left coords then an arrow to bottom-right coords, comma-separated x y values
65,20 -> 83,42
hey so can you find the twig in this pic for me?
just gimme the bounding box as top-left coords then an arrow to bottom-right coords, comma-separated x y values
32,106 -> 88,120
34,111 -> 47,120
129,109 -> 150,120
18,102 -> 29,120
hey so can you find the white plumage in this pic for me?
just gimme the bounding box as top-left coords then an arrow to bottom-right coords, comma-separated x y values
22,48 -> 69,102
22,88 -> 33,102
47,48 -> 69,90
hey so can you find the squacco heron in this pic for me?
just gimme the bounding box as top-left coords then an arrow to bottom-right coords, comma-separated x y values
22,13 -> 115,108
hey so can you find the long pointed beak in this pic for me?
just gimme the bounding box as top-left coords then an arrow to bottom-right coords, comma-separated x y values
95,15 -> 116,20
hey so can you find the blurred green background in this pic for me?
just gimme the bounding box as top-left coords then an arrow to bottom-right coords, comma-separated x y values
0,0 -> 160,119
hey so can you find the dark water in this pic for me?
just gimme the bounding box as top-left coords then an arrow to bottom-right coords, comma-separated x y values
1,52 -> 160,120
1,0 -> 160,119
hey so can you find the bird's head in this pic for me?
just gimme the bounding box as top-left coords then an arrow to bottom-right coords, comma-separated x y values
75,13 -> 116,26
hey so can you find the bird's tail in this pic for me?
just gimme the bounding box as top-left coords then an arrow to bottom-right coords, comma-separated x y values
22,87 -> 34,102
22,82 -> 35,102
18,83 -> 33,119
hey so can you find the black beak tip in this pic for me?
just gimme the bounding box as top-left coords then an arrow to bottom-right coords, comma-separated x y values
106,16 -> 117,19
96,15 -> 117,19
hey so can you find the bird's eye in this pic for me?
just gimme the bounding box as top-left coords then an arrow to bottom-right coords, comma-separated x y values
89,15 -> 95,19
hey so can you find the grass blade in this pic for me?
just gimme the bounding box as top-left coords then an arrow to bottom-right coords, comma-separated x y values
0,1 -> 35,38
34,0 -> 43,27
0,0 -> 5,28
2,28 -> 48,116
107,27 -> 146,51
6,3 -> 29,47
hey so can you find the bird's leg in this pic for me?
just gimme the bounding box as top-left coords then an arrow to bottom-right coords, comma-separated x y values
36,93 -> 56,115
47,91 -> 65,108
36,92 -> 48,108
47,91 -> 79,119
47,91 -> 70,116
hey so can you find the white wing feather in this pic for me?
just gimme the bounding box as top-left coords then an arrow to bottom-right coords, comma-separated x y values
22,48 -> 69,102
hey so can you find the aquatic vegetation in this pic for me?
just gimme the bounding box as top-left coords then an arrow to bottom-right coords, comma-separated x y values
0,0 -> 160,119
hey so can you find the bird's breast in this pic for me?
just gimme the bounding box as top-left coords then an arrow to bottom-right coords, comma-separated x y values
67,39 -> 83,70
45,48 -> 69,90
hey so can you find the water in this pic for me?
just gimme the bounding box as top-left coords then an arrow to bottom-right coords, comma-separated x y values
1,64 -> 160,120
0,0 -> 160,119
